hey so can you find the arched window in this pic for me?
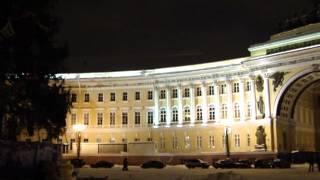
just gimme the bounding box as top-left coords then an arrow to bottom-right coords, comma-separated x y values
234,103 -> 240,118
184,107 -> 190,122
160,108 -> 166,123
209,105 -> 215,121
172,108 -> 178,123
196,106 -> 202,121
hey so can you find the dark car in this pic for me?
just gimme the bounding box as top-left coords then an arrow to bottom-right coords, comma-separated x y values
213,158 -> 236,169
184,159 -> 210,169
254,158 -> 273,168
234,159 -> 252,168
141,160 -> 166,169
70,158 -> 86,168
272,159 -> 291,168
91,160 -> 114,168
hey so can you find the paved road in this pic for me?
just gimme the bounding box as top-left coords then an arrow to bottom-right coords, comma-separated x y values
76,164 -> 320,180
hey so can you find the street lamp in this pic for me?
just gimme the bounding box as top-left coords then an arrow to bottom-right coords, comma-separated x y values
73,124 -> 86,159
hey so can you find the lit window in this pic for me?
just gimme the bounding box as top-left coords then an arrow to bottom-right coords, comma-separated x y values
209,136 -> 215,148
172,108 -> 178,123
110,92 -> 115,101
71,93 -> 77,103
184,107 -> 190,122
246,81 -> 251,91
97,113 -> 103,126
172,89 -> 178,98
233,83 -> 239,93
159,136 -> 165,149
221,104 -> 227,119
196,106 -> 202,121
220,84 -> 227,94
160,108 -> 166,123
172,136 -> 178,150
122,112 -> 128,125
235,134 -> 240,147
160,90 -> 166,99
71,113 -> 76,125
122,92 -> 128,101
196,87 -> 202,96
147,91 -> 153,100
147,111 -> 153,125
135,112 -> 140,125
234,103 -> 240,118
84,113 -> 89,125
208,86 -> 214,95
98,93 -> 103,102
197,136 -> 202,149
110,112 -> 115,126
184,136 -> 190,149
209,105 -> 215,121
184,88 -> 190,97
84,93 -> 90,102
135,92 -> 140,101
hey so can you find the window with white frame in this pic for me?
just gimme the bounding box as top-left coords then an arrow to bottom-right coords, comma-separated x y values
235,134 -> 240,147
159,136 -> 165,149
209,135 -> 215,148
122,92 -> 128,101
184,107 -> 190,122
220,84 -> 227,94
184,88 -> 190,97
84,113 -> 89,125
197,136 -> 202,149
97,112 -> 103,126
234,103 -> 240,118
247,134 -> 251,146
172,136 -> 178,150
147,91 -> 153,100
209,105 -> 215,121
110,112 -> 115,126
122,112 -> 128,125
172,108 -> 178,123
98,93 -> 103,102
196,106 -> 202,121
135,112 -> 140,125
247,103 -> 252,117
172,89 -> 178,98
184,136 -> 190,149
110,92 -> 115,101
71,113 -> 76,125
221,104 -> 228,119
246,81 -> 251,91
160,90 -> 166,99
160,108 -> 166,123
71,93 -> 77,102
233,82 -> 239,93
84,93 -> 90,102
135,92 -> 140,100
196,87 -> 202,96
147,111 -> 153,125
208,86 -> 214,95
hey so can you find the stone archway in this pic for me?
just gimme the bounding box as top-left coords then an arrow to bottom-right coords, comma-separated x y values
274,68 -> 320,152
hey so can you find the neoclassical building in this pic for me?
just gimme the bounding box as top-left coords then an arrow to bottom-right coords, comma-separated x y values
60,23 -> 320,162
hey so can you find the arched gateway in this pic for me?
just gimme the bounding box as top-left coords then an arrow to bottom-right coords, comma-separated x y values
55,23 -> 320,163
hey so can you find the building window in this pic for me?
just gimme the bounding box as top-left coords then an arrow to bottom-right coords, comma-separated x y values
196,87 -> 202,96
233,82 -> 239,93
147,111 -> 153,125
110,92 -> 115,101
172,108 -> 178,123
209,105 -> 215,121
135,112 -> 140,125
221,104 -> 227,119
184,107 -> 190,122
234,103 -> 240,118
209,136 -> 215,148
184,88 -> 190,97
97,113 -> 103,126
147,91 -> 153,100
172,89 -> 178,98
110,112 -> 115,126
172,136 -> 178,150
147,137 -> 153,142
247,103 -> 252,117
246,81 -> 251,91
84,93 -> 90,102
122,92 -> 128,101
197,136 -> 202,149
84,113 -> 89,125
220,84 -> 227,94
135,92 -> 140,101
83,138 -> 89,143
208,86 -> 214,95
196,106 -> 202,121
71,93 -> 77,103
98,93 -> 104,102
160,108 -> 166,123
96,138 -> 102,143
71,113 -> 76,125
160,90 -> 166,99
122,112 -> 128,125
247,134 -> 251,146
184,136 -> 190,149
159,136 -> 165,149
235,134 -> 240,147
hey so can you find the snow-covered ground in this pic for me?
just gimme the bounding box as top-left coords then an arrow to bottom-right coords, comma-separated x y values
76,164 -> 320,180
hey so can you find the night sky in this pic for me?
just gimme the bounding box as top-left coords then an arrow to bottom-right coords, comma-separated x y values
57,0 -> 317,73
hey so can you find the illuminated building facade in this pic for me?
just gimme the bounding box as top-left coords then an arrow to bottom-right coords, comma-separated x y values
59,23 -> 320,162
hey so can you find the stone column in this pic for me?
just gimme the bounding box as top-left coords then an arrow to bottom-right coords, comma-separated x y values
190,85 -> 195,125
239,79 -> 245,121
154,86 -> 159,127
214,81 -> 220,122
177,85 -> 183,126
166,86 -> 171,126
263,74 -> 271,120
201,82 -> 208,124
227,80 -> 233,120
250,76 -> 257,121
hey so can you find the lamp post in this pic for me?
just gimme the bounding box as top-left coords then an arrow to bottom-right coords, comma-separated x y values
72,124 -> 86,159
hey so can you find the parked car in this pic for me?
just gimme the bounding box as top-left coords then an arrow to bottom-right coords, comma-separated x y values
272,159 -> 291,168
70,158 -> 86,168
234,159 -> 252,168
184,159 -> 210,169
212,158 -> 236,169
141,160 -> 166,169
91,160 -> 114,168
254,158 -> 273,168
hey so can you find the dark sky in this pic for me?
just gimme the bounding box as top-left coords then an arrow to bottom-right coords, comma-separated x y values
57,0 -> 317,72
